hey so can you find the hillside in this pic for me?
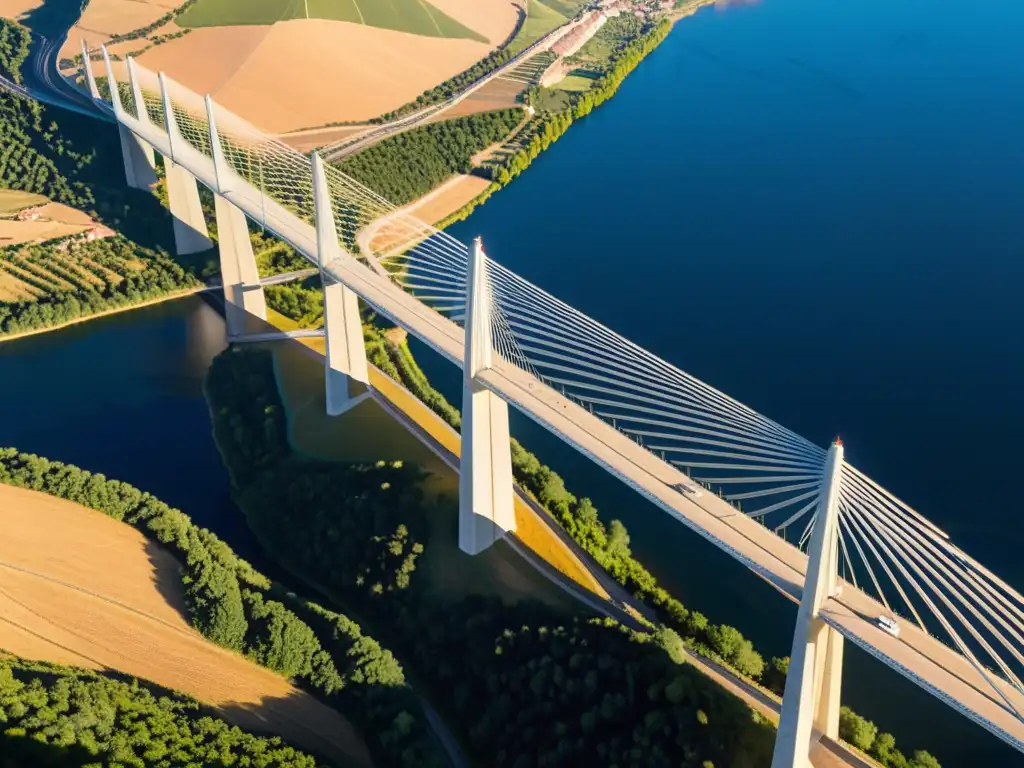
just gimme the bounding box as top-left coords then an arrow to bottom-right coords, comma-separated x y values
65,0 -> 519,132
0,483 -> 374,767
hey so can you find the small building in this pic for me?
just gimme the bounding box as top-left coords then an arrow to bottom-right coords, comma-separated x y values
84,225 -> 115,242
16,207 -> 44,221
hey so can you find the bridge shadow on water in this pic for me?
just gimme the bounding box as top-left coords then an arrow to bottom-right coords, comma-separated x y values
231,310 -> 579,613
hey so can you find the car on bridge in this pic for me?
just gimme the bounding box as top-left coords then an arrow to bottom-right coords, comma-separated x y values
672,482 -> 703,499
876,615 -> 901,638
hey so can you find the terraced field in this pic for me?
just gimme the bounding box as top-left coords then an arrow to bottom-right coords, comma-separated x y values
0,240 -> 131,303
507,49 -> 557,83
0,231 -> 199,338
177,0 -> 488,41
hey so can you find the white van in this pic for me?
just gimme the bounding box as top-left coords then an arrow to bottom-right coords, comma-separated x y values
673,482 -> 703,499
876,615 -> 900,638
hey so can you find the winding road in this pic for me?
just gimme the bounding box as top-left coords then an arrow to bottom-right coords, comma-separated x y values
18,31 -> 110,120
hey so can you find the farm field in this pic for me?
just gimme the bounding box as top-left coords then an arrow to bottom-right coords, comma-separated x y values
0,201 -> 99,249
0,484 -> 374,768
69,0 -> 517,132
558,73 -> 596,91
508,0 -> 566,54
0,0 -> 40,22
68,0 -> 179,44
440,78 -> 524,118
0,235 -> 131,303
279,124 -> 368,152
177,0 -> 487,42
180,19 -> 494,132
0,189 -> 46,216
540,0 -> 590,17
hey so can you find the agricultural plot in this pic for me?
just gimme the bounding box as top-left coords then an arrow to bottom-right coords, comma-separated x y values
506,49 -> 557,84
558,72 -> 597,91
508,0 -> 566,54
177,0 -> 487,41
0,241 -> 135,304
0,232 -> 199,337
0,189 -> 47,216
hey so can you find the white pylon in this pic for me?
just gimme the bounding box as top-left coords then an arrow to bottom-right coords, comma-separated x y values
771,438 -> 845,768
206,95 -> 265,337
458,237 -> 516,555
311,153 -> 369,416
100,45 -> 156,191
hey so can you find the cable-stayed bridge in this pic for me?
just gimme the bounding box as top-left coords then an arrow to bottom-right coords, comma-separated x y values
73,45 -> 1024,767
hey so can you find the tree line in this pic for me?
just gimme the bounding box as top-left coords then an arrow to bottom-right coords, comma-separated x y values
424,19 -> 683,229
265,277 -> 324,328
372,46 -> 517,124
2,19 -> 185,253
336,108 -> 522,206
0,446 -> 444,767
0,655 -> 322,767
494,19 -> 674,187
206,344 -> 779,768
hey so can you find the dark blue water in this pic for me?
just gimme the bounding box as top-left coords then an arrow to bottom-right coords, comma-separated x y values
423,0 -> 1024,763
0,298 -> 272,570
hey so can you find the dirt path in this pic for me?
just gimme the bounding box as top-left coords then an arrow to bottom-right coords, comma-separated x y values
0,484 -> 374,768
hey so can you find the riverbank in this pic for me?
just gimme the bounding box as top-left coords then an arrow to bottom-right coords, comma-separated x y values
0,283 -> 208,344
420,12 -> 683,229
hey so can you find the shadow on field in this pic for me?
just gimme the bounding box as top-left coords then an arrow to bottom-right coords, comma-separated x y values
143,538 -> 192,624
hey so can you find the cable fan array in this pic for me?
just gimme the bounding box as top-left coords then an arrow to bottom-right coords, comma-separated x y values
478,256 -> 830,532
835,463 -> 1024,713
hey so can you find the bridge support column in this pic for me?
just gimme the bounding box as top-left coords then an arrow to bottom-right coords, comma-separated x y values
813,623 -> 844,739
215,196 -> 266,337
459,237 -> 516,555
100,45 -> 156,191
204,95 -> 265,338
771,439 -> 845,768
311,154 -> 369,416
158,70 -> 212,256
164,159 -> 212,255
117,126 -> 158,190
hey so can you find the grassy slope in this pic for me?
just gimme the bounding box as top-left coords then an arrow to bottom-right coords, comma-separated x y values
508,0 -> 566,53
178,0 -> 487,42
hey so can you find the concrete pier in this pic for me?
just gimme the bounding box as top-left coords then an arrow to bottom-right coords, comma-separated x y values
215,196 -> 266,337
311,153 -> 370,415
459,238 -> 516,555
100,47 -> 156,191
165,159 -> 212,255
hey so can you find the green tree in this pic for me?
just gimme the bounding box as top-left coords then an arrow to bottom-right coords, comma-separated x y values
840,705 -> 879,752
